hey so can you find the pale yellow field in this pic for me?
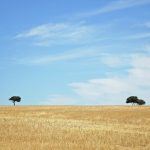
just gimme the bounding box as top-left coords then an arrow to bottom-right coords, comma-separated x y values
0,106 -> 149,150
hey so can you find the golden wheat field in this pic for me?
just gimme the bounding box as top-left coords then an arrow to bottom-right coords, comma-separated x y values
0,106 -> 149,150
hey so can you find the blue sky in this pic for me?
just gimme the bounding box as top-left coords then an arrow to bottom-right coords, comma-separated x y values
0,0 -> 150,105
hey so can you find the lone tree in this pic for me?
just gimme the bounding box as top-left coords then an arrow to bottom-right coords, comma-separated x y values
126,96 -> 138,105
9,96 -> 21,106
126,96 -> 146,105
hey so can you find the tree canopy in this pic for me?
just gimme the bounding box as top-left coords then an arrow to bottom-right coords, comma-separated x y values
9,96 -> 21,106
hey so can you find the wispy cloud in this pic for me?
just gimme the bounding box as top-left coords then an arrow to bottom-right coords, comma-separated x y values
127,32 -> 150,40
146,23 -> 150,28
126,21 -> 150,40
78,0 -> 150,18
17,47 -> 102,65
15,22 -> 108,46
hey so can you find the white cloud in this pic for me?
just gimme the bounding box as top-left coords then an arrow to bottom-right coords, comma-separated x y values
15,22 -> 106,46
69,77 -> 130,98
69,54 -> 150,104
78,0 -> 150,18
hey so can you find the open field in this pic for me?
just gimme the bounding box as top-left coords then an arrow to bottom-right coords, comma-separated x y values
0,106 -> 150,150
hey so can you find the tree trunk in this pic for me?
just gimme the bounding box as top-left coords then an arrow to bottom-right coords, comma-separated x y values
13,101 -> 15,106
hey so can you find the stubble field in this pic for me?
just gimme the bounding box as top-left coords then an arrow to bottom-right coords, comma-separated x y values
0,106 -> 149,150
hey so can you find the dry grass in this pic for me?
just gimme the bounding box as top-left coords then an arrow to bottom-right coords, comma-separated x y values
0,106 -> 149,150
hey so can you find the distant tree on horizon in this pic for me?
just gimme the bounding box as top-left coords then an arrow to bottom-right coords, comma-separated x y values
9,96 -> 21,106
126,96 -> 146,105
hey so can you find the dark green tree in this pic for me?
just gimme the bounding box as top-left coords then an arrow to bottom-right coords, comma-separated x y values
9,96 -> 21,106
